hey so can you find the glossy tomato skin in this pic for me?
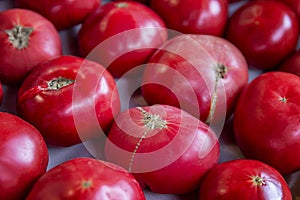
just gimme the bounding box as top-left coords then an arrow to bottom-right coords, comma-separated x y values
15,0 -> 100,30
141,34 -> 248,124
150,0 -> 228,36
278,50 -> 300,76
105,105 -> 220,194
226,1 -> 299,70
78,1 -> 168,78
17,55 -> 120,147
0,8 -> 62,85
198,159 -> 292,199
0,112 -> 48,200
233,72 -> 300,175
26,157 -> 146,200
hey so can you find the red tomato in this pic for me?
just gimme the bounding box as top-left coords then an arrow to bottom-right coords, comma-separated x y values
0,111 -> 48,200
105,105 -> 220,194
226,0 -> 299,70
0,8 -> 62,85
15,0 -> 101,30
141,34 -> 248,125
198,159 -> 292,199
278,50 -> 300,76
233,72 -> 300,175
78,1 -> 168,78
26,157 -> 146,200
17,55 -> 120,147
0,82 -> 2,105
150,0 -> 228,36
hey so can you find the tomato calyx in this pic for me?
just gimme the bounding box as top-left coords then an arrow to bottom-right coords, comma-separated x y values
251,175 -> 266,187
81,180 -> 93,190
46,77 -> 75,91
5,25 -> 34,49
128,107 -> 168,172
206,63 -> 227,124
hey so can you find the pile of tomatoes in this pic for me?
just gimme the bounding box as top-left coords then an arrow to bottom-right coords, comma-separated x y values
0,0 -> 299,199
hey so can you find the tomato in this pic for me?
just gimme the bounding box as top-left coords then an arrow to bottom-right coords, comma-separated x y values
78,1 -> 168,78
105,104 -> 220,194
150,0 -> 228,36
26,157 -> 146,200
15,0 -> 101,30
0,111 -> 48,200
278,50 -> 300,76
233,72 -> 300,175
198,159 -> 292,199
0,8 -> 62,85
141,34 -> 248,126
226,0 -> 299,70
17,55 -> 120,147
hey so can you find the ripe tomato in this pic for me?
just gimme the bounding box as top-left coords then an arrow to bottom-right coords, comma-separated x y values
198,159 -> 292,199
17,55 -> 120,147
141,34 -> 248,126
15,0 -> 101,30
233,72 -> 300,175
78,1 -> 168,78
226,0 -> 299,70
278,50 -> 300,76
0,8 -> 62,85
26,157 -> 146,200
0,111 -> 48,200
105,104 -> 220,194
150,0 -> 228,36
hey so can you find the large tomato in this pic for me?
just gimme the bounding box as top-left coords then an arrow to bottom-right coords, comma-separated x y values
105,104 -> 220,194
198,159 -> 292,199
78,1 -> 168,78
15,0 -> 101,30
17,55 -> 120,147
141,34 -> 248,125
278,50 -> 300,76
0,111 -> 48,200
233,72 -> 300,175
150,0 -> 228,36
26,157 -> 146,200
0,8 -> 62,85
226,0 -> 299,70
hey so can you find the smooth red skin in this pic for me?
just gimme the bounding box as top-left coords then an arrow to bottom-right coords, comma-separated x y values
0,82 -> 2,105
150,0 -> 228,36
105,105 -> 220,194
0,112 -> 48,200
17,55 -> 120,147
233,72 -> 300,175
26,158 -> 146,200
198,159 -> 292,199
226,1 -> 299,70
141,34 -> 248,123
78,1 -> 167,78
15,0 -> 100,30
0,8 -> 62,85
283,0 -> 300,23
278,50 -> 300,76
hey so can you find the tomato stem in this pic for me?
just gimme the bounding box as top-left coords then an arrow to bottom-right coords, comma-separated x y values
5,25 -> 33,50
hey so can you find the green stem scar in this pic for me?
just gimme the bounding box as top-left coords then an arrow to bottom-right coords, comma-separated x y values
5,25 -> 34,49
46,77 -> 75,90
